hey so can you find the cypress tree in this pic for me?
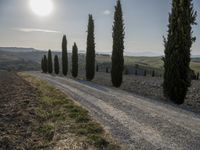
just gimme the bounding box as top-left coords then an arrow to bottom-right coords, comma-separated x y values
62,35 -> 68,76
41,57 -> 44,72
47,49 -> 53,74
144,70 -> 147,76
96,64 -> 99,72
43,55 -> 48,73
197,72 -> 199,80
152,70 -> 155,77
135,70 -> 138,76
111,0 -> 125,87
54,55 -> 59,75
163,0 -> 197,104
72,43 -> 78,78
106,67 -> 109,73
86,14 -> 95,81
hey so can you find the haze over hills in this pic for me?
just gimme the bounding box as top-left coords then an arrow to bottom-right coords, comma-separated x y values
0,47 -> 39,52
0,47 -> 200,72
1,47 -> 199,57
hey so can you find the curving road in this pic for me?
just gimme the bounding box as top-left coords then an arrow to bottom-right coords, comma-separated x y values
31,72 -> 200,150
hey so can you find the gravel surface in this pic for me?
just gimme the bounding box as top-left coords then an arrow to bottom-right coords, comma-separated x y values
77,72 -> 200,113
32,72 -> 200,150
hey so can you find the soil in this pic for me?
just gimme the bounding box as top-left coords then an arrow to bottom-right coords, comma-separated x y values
0,71 -> 40,149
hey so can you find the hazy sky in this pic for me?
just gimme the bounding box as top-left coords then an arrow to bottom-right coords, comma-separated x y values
0,0 -> 199,55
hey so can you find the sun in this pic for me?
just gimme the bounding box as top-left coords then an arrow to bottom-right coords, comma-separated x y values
30,0 -> 53,17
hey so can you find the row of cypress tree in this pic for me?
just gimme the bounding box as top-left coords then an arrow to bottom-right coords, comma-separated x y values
41,0 -> 197,105
61,35 -> 78,78
61,0 -> 124,83
41,50 -> 59,75
41,0 -> 124,84
41,50 -> 54,74
111,0 -> 198,105
41,43 -> 78,78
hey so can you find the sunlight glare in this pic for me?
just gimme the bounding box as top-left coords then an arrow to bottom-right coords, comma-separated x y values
30,0 -> 53,17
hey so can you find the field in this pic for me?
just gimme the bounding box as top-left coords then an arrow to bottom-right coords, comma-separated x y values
1,47 -> 200,74
0,71 -> 120,149
1,47 -> 200,149
96,54 -> 200,73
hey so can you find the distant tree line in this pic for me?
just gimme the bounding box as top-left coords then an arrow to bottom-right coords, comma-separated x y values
41,0 -> 198,105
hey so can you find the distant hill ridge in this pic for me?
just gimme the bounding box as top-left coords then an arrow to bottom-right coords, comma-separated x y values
0,47 -> 199,72
0,47 -> 199,58
0,47 -> 40,52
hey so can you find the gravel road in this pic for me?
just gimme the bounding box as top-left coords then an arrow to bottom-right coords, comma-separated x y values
31,72 -> 200,150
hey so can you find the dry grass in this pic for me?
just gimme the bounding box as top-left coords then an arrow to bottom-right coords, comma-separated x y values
19,72 -> 121,150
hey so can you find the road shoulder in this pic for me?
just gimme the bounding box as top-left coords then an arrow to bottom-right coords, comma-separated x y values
19,72 -> 122,150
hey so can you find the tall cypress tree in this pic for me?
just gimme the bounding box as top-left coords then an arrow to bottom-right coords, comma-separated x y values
54,55 -> 59,75
86,14 -> 95,81
96,64 -> 99,72
197,72 -> 199,80
152,70 -> 155,77
48,49 -> 53,74
41,57 -> 44,72
163,0 -> 197,104
111,0 -> 125,87
72,43 -> 78,78
62,35 -> 68,76
43,55 -> 48,73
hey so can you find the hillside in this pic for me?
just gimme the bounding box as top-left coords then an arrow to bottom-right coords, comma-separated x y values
96,54 -> 200,73
0,47 -> 200,73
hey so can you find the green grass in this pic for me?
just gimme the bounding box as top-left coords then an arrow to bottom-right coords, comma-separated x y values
19,73 -> 121,150
36,123 -> 55,141
96,55 -> 200,73
191,61 -> 200,73
96,55 -> 163,68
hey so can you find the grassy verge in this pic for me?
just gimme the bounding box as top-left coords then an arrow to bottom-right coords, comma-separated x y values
19,72 -> 121,150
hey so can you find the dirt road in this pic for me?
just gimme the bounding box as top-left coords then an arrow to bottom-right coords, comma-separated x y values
31,72 -> 200,150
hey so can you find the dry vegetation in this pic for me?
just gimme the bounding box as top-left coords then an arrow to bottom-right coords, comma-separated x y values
20,72 -> 121,150
0,71 -> 121,149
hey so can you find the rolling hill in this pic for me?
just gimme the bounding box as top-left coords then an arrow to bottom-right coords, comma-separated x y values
0,47 -> 200,73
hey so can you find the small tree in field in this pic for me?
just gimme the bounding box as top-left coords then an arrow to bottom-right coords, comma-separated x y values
48,49 -> 53,74
86,14 -> 95,81
72,43 -> 78,78
62,35 -> 68,76
111,0 -> 125,87
54,55 -> 59,75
